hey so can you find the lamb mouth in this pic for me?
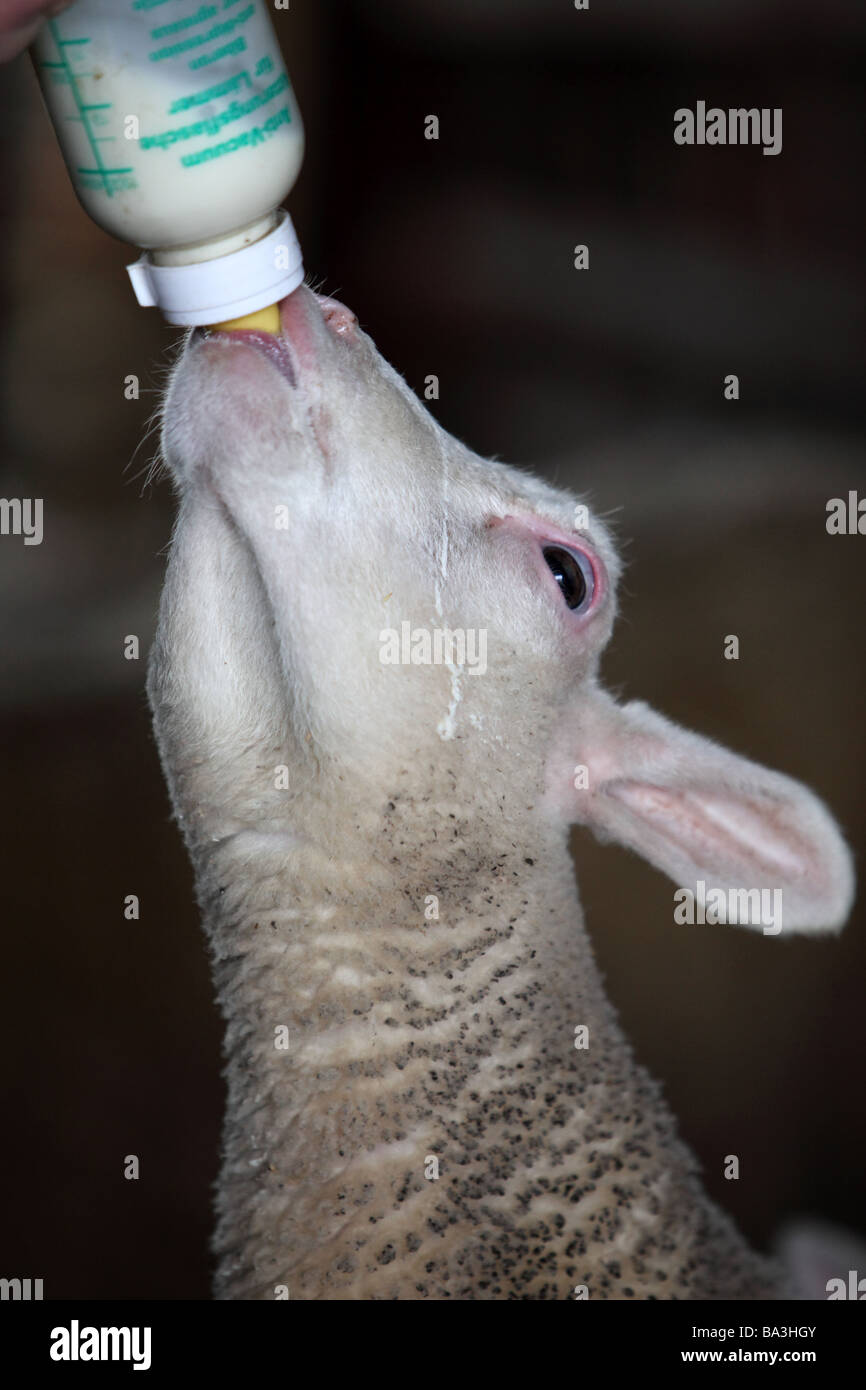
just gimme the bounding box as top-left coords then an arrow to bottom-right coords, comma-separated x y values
191,326 -> 297,388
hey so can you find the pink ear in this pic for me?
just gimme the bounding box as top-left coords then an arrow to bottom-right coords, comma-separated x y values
547,691 -> 854,934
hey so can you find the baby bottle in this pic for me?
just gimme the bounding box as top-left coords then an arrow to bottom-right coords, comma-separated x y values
31,0 -> 305,331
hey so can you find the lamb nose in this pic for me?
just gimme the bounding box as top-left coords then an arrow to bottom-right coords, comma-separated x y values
315,294 -> 358,337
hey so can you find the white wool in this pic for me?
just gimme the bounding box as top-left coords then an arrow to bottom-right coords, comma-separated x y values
148,288 -> 854,1300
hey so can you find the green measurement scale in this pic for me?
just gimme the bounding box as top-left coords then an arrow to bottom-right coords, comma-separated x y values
31,2 -> 300,216
37,20 -> 135,198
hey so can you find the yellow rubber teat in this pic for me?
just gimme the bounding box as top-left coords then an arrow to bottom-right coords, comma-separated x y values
210,303 -> 281,334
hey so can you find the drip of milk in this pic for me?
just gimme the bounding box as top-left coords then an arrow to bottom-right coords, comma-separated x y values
30,0 -> 305,326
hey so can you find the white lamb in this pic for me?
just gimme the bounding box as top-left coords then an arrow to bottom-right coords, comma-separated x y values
148,286 -> 854,1299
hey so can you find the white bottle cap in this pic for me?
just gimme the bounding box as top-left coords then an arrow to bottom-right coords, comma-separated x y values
126,209 -> 304,326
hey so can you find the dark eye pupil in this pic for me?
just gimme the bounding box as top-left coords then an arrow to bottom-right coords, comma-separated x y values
543,546 -> 587,610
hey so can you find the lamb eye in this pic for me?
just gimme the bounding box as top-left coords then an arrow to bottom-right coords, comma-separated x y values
542,545 -> 593,611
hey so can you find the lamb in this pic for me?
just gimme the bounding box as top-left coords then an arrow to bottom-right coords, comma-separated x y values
148,285 -> 854,1300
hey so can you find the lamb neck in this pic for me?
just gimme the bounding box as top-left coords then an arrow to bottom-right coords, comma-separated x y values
198,825 -> 782,1300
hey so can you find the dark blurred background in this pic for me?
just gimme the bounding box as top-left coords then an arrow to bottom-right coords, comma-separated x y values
1,0 -> 864,1298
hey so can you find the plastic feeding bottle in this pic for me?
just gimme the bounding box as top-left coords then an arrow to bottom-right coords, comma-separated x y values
30,0 -> 305,333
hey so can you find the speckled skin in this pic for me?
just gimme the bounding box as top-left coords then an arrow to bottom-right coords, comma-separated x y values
148,288 -> 850,1299
201,824 -> 782,1300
